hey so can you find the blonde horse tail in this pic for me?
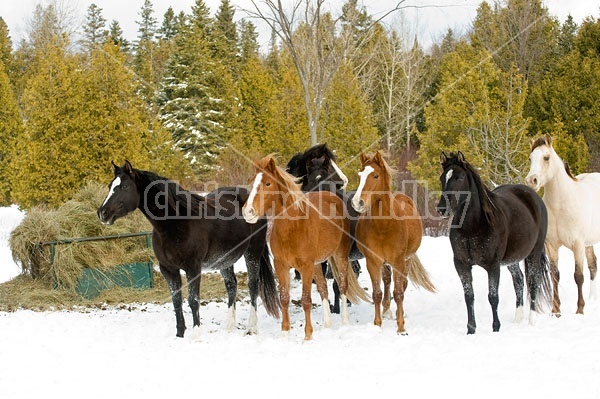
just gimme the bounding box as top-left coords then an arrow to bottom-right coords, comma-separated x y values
329,256 -> 372,304
407,254 -> 437,293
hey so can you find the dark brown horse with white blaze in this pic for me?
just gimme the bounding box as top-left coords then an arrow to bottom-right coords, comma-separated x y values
352,151 -> 436,335
242,155 -> 370,340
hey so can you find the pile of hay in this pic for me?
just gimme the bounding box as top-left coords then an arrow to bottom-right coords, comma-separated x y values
9,181 -> 154,290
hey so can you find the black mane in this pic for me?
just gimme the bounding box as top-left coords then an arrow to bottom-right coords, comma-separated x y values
443,152 -> 496,225
286,143 -> 337,178
135,168 -> 212,216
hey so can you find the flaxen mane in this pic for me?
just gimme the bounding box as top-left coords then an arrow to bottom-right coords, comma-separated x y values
257,154 -> 306,211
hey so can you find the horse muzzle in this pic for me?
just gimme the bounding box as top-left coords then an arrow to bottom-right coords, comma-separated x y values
242,206 -> 259,224
97,207 -> 115,225
351,198 -> 366,214
525,174 -> 541,191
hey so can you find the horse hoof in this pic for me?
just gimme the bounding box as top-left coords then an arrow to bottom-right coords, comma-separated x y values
398,331 -> 408,336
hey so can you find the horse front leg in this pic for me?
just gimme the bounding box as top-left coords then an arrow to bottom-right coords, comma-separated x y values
365,254 -> 383,327
220,266 -> 237,332
585,246 -> 597,300
507,263 -> 524,322
455,260 -> 476,334
299,262 -> 315,340
273,258 -> 291,335
487,266 -> 501,332
546,244 -> 561,315
160,265 -> 185,337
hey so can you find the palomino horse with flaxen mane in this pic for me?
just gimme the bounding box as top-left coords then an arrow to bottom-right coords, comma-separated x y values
438,152 -> 552,334
97,161 -> 280,338
243,155 -> 370,340
352,151 -> 436,335
526,134 -> 600,315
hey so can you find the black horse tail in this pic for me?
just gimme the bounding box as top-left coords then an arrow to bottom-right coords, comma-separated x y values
527,249 -> 553,312
258,244 -> 280,318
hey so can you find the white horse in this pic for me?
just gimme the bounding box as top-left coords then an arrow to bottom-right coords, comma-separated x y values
525,134 -> 599,315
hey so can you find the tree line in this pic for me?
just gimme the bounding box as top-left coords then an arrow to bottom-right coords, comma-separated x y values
0,0 -> 598,208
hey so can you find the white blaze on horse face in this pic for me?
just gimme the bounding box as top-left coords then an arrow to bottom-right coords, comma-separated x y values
352,165 -> 374,212
101,176 -> 122,207
331,160 -> 348,190
445,169 -> 453,185
243,172 -> 263,223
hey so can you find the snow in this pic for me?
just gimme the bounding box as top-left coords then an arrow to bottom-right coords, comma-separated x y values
1,205 -> 600,398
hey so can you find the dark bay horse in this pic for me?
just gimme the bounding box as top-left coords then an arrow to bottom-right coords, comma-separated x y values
352,151 -> 436,334
97,161 -> 280,338
286,143 -> 362,314
243,155 -> 370,340
437,152 -> 552,334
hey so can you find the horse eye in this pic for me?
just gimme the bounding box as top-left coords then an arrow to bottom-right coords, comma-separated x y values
373,175 -> 379,179
265,182 -> 271,187
543,155 -> 550,161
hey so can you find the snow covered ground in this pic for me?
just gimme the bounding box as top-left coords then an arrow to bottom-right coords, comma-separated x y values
1,205 -> 600,398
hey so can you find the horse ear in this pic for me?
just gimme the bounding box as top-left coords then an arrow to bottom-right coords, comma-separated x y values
124,160 -> 135,176
529,137 -> 536,150
457,151 -> 466,163
544,133 -> 552,146
440,152 -> 448,164
359,152 -> 369,165
111,160 -> 119,174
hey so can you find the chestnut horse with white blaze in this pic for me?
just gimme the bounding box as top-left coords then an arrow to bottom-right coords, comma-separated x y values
352,151 -> 436,334
243,155 -> 370,340
526,134 -> 600,315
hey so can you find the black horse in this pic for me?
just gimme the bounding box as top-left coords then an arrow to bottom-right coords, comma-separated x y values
286,144 -> 362,314
97,161 -> 280,338
436,152 -> 552,334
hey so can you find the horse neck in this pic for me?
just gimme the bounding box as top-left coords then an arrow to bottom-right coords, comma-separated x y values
136,177 -> 177,232
543,156 -> 577,206
368,191 -> 391,216
458,177 -> 490,228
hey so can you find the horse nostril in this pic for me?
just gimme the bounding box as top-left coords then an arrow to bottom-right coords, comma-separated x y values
533,177 -> 538,186
358,199 -> 365,208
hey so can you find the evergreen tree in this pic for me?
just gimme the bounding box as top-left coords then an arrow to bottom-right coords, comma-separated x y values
158,0 -> 229,178
134,0 -> 158,98
0,18 -> 12,73
0,60 -> 21,204
158,7 -> 177,40
82,3 -> 107,52
410,42 -> 530,189
213,0 -> 238,77
107,20 -> 130,52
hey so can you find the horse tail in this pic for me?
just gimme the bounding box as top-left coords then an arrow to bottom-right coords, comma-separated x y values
527,250 -> 553,312
258,244 -> 280,319
329,256 -> 372,304
407,254 -> 437,293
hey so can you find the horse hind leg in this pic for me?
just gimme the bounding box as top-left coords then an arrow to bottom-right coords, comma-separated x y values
390,259 -> 409,335
573,242 -> 586,314
546,244 -> 561,316
507,263 -> 524,322
585,246 -> 597,300
220,266 -> 238,332
382,263 -> 393,319
313,263 -> 332,328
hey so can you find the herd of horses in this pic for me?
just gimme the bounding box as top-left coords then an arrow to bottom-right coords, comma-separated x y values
96,134 -> 599,339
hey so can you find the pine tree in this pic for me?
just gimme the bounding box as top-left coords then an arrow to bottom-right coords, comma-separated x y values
134,0 -> 158,98
158,7 -> 177,40
213,0 -> 238,77
107,20 -> 130,52
82,3 -> 107,52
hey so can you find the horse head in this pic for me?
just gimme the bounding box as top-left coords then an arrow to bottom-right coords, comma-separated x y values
437,151 -> 471,218
351,151 -> 391,213
525,134 -> 558,191
97,160 -> 140,225
243,155 -> 304,224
